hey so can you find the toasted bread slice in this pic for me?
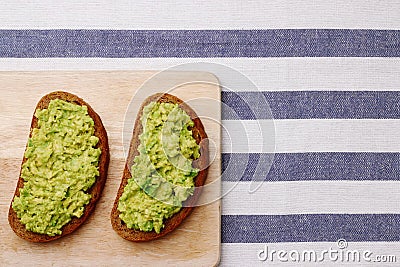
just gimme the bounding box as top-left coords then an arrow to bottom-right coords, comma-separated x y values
111,93 -> 209,241
8,91 -> 110,242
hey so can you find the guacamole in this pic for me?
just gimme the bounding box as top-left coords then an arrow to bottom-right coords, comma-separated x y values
12,99 -> 101,236
117,102 -> 200,233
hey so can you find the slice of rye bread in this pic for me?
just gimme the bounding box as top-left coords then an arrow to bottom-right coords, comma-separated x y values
111,93 -> 209,242
8,91 -> 110,242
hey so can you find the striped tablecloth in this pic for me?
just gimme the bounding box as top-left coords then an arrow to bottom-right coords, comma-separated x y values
1,1 -> 399,266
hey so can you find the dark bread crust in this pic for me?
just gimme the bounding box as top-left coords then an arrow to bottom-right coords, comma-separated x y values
8,91 -> 110,242
111,93 -> 209,242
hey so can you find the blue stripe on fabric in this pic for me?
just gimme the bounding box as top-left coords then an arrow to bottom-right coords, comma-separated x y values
222,153 -> 400,181
222,91 -> 400,119
0,30 -> 399,57
222,214 -> 400,243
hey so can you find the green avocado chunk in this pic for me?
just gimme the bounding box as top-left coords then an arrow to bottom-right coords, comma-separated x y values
117,102 -> 200,233
12,99 -> 101,236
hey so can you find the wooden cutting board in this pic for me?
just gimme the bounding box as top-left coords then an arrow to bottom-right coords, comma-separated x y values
0,71 -> 221,266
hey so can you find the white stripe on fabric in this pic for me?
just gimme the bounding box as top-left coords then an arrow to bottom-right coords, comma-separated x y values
0,1 -> 399,30
221,243 -> 400,266
222,181 -> 400,215
0,58 -> 398,92
222,119 -> 400,153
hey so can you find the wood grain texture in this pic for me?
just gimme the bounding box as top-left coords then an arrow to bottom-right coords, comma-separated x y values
0,71 -> 221,266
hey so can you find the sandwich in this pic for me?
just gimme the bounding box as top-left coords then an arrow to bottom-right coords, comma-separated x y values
111,93 -> 208,241
8,91 -> 110,242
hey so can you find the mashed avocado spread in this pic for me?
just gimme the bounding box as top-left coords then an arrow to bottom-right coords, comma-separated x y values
12,99 -> 101,236
117,102 -> 200,233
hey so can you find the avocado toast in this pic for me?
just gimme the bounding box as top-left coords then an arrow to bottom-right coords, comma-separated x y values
111,93 -> 209,241
8,91 -> 110,242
